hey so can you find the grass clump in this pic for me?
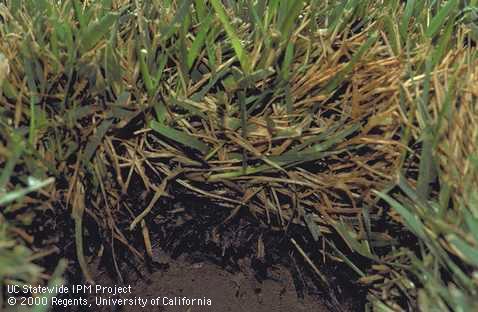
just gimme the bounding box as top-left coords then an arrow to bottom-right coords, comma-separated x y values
377,49 -> 478,310
0,0 -> 477,311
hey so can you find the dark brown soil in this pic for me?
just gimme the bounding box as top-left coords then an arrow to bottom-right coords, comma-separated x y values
88,250 -> 330,312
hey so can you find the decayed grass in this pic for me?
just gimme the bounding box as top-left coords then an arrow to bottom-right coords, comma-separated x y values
0,0 -> 477,311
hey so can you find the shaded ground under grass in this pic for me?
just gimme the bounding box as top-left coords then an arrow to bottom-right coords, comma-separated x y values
87,245 -> 332,312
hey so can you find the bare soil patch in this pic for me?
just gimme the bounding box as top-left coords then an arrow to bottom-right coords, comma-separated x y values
89,250 -> 331,312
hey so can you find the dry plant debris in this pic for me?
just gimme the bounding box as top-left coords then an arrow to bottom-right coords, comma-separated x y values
0,1 -> 477,311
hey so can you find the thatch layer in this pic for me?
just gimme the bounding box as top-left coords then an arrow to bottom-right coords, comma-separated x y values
1,1 -> 477,311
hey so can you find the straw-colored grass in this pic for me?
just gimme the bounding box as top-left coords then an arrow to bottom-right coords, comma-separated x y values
1,1 -> 477,311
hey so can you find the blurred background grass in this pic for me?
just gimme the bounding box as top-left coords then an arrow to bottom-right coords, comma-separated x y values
0,0 -> 477,311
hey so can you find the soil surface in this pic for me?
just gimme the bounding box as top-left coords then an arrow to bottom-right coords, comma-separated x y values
87,250 -> 330,312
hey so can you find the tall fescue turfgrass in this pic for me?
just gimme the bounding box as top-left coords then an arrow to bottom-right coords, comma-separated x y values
0,0 -> 477,311
377,51 -> 478,310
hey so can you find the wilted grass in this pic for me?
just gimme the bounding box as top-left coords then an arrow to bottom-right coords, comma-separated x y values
0,0 -> 477,311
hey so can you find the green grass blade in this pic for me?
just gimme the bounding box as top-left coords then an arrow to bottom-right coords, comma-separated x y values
0,133 -> 24,192
329,218 -> 376,260
374,190 -> 426,239
383,14 -> 401,55
426,0 -> 458,39
80,12 -> 118,54
0,177 -> 55,207
139,49 -> 155,96
400,0 -> 416,41
187,14 -> 213,69
210,0 -> 251,73
72,0 -> 87,31
82,119 -> 114,164
162,0 -> 193,42
279,0 -> 304,42
446,234 -> 478,267
150,120 -> 209,154
431,17 -> 455,67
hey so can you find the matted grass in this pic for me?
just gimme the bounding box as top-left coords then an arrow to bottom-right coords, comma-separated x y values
1,1 -> 477,311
